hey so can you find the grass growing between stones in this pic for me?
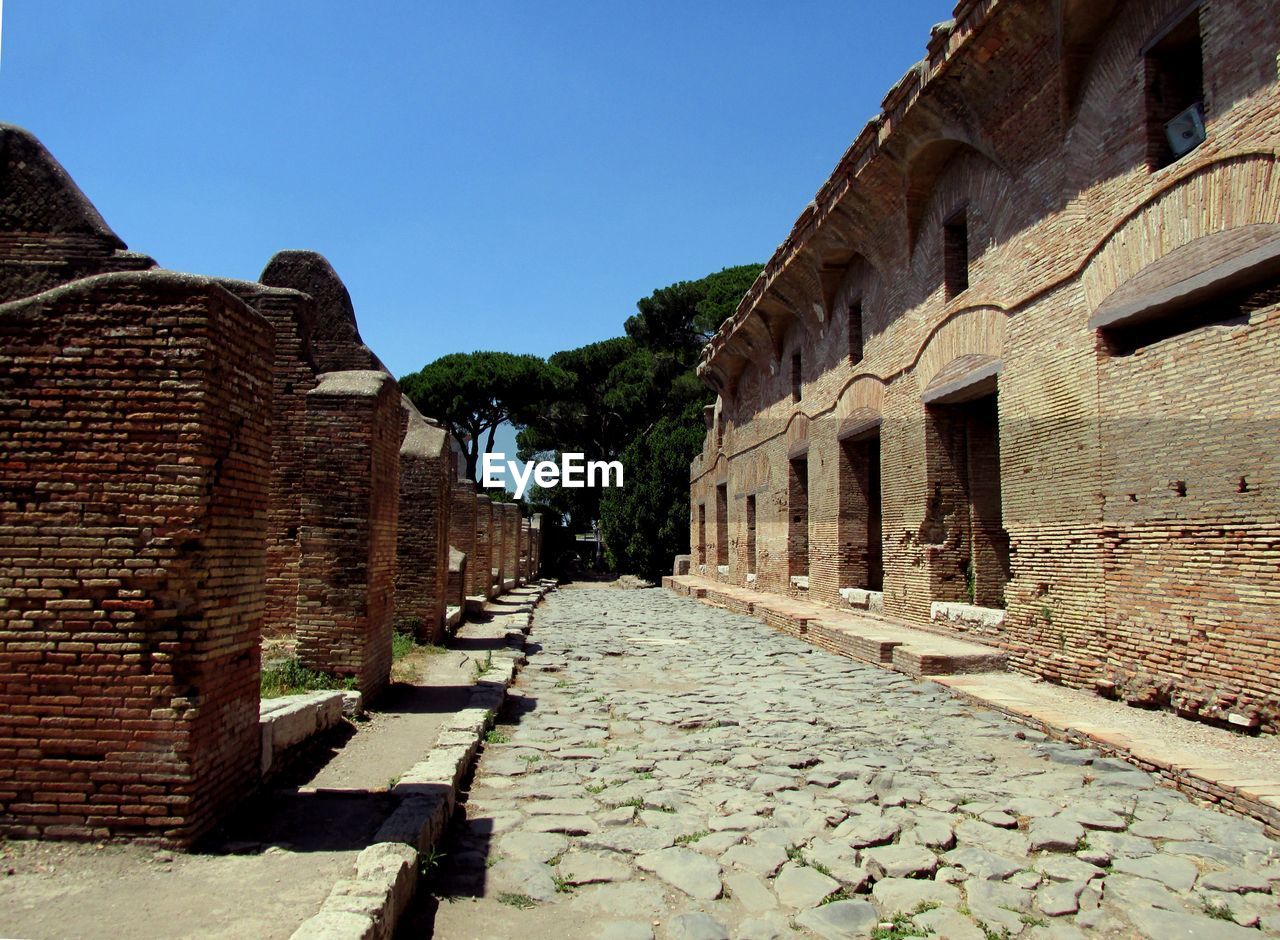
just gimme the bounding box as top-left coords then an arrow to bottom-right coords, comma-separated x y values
674,830 -> 709,845
1203,898 -> 1235,921
497,893 -> 537,909
870,912 -> 927,939
259,658 -> 357,698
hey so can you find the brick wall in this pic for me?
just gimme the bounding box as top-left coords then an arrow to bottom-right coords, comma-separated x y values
260,250 -> 381,374
530,514 -> 543,579
0,271 -> 273,844
690,0 -> 1280,730
450,482 -> 478,598
474,496 -> 494,598
217,280 -> 318,639
298,371 -> 401,699
519,519 -> 530,582
490,499 -> 505,589
395,403 -> 452,643
502,503 -> 520,586
0,123 -> 155,304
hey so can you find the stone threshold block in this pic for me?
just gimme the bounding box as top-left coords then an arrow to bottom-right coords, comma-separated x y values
298,370 -> 401,700
840,587 -> 885,614
0,270 -> 274,845
930,601 -> 1006,633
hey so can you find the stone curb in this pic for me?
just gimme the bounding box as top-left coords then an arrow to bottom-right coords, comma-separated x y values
288,582 -> 554,940
259,689 -> 349,778
933,677 -> 1280,840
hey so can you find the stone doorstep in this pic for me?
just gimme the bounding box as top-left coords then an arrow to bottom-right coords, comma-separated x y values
288,583 -> 550,940
930,600 -> 1006,630
933,674 -> 1280,838
839,586 -> 885,614
671,575 -> 1006,678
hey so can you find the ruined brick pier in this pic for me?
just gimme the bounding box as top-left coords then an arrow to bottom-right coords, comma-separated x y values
0,124 -> 542,845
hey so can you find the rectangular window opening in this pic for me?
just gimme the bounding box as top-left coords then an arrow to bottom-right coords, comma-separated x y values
944,209 -> 969,300
790,352 -> 802,402
745,494 -> 757,575
1145,10 -> 1204,170
848,300 -> 864,364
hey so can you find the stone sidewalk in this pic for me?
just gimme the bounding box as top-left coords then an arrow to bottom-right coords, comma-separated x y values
423,584 -> 1280,940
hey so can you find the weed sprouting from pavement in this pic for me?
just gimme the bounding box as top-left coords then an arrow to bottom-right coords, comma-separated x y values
498,893 -> 536,909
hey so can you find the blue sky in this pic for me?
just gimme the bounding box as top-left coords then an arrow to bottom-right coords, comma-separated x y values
1,0 -> 953,462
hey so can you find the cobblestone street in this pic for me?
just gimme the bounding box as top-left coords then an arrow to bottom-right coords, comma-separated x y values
420,586 -> 1280,940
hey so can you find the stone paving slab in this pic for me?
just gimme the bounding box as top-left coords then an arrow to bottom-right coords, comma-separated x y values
668,576 -> 1280,841
428,585 -> 1280,940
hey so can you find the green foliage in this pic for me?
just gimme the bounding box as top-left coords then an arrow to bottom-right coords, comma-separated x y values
497,893 -> 537,909
505,264 -> 761,565
391,630 -> 415,662
870,913 -> 927,939
260,658 -> 357,698
674,830 -> 709,845
1203,899 -> 1234,921
599,407 -> 707,581
400,351 -> 568,482
624,263 -> 764,353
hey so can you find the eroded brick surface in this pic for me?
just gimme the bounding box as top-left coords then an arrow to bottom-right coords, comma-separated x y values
0,271 -> 273,844
691,0 -> 1280,731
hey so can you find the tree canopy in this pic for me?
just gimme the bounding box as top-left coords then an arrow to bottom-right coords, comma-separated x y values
400,351 -> 566,482
401,265 -> 761,576
516,263 -> 762,576
623,263 -> 763,356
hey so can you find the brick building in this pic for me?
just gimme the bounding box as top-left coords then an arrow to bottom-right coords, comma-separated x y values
0,124 -> 541,843
685,0 -> 1280,731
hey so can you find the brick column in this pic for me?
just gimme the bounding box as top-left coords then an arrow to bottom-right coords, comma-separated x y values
519,519 -> 531,583
218,281 -> 318,639
502,504 -> 520,589
490,498 -> 506,590
394,405 -> 452,643
474,496 -> 494,598
298,370 -> 401,699
0,272 -> 273,845
531,513 -> 543,578
450,482 -> 478,598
